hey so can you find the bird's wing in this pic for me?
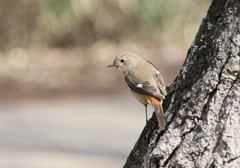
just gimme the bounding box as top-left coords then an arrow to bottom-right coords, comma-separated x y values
125,75 -> 165,100
153,72 -> 167,96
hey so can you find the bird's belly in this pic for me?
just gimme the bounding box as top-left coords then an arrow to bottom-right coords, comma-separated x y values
131,91 -> 148,105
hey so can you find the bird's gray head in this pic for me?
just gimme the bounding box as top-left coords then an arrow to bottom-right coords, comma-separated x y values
107,52 -> 143,74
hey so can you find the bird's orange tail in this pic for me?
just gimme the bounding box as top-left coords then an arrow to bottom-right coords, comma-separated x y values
146,96 -> 166,130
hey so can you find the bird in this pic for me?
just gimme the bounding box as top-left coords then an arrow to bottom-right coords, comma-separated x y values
107,52 -> 167,130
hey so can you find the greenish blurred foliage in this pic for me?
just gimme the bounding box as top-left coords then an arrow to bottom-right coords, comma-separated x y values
0,0 -> 210,97
0,0 -> 210,49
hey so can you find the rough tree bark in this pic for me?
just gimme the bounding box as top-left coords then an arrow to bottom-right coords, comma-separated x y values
124,0 -> 240,167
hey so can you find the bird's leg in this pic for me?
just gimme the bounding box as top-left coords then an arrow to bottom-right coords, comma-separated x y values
144,104 -> 148,124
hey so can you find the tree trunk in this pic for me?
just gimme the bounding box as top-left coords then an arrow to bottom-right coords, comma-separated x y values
124,0 -> 240,167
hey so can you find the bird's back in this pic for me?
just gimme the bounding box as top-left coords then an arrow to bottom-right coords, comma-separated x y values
127,60 -> 157,84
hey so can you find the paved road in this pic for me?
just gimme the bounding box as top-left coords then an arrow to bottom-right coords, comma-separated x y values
0,94 -> 149,168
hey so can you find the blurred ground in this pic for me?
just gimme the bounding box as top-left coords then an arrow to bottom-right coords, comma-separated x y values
0,94 -> 147,168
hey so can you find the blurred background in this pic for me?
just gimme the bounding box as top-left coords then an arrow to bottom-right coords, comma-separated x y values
0,0 -> 210,167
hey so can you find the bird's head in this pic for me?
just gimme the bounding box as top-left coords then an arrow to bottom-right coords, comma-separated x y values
107,52 -> 142,74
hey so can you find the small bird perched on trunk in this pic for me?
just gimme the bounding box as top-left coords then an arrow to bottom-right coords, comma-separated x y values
107,52 -> 167,130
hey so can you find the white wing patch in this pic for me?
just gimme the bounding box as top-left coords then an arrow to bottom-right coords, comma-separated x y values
136,84 -> 143,88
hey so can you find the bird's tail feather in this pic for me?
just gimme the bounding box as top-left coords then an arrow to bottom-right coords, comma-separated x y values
146,96 -> 166,130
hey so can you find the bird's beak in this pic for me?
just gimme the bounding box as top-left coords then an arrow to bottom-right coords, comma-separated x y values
107,63 -> 116,68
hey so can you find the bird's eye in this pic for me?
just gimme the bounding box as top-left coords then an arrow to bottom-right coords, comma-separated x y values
120,59 -> 125,63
